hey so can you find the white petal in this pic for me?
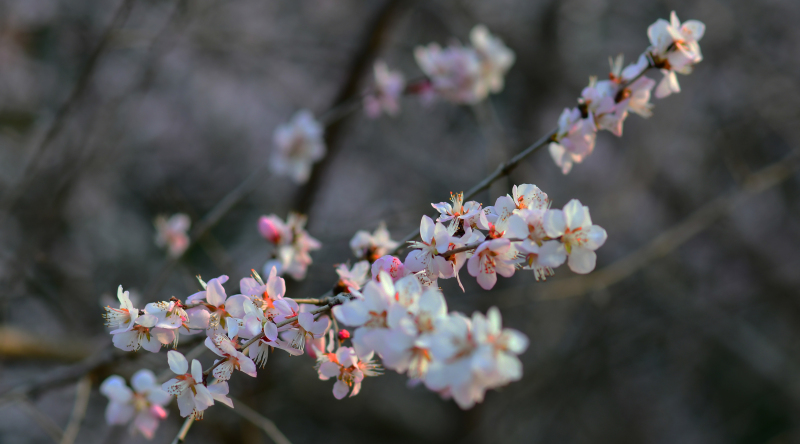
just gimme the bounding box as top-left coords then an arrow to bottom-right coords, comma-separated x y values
206,277 -> 228,307
420,215 -> 434,243
567,247 -> 597,274
543,209 -> 566,238
319,362 -> 341,378
562,200 -> 585,231
537,241 -> 567,268
191,360 -> 203,382
332,381 -> 350,399
131,369 -> 157,393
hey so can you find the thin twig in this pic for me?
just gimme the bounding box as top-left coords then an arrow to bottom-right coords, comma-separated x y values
171,416 -> 194,444
16,397 -> 64,443
440,238 -> 523,258
226,397 -> 293,444
500,151 -> 800,305
59,376 -> 92,444
0,0 -> 137,211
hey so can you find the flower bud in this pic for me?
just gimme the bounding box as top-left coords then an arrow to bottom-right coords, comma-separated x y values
259,217 -> 282,244
337,329 -> 350,341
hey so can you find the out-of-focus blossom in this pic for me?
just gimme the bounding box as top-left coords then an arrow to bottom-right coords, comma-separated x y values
100,370 -> 171,439
335,261 -> 370,293
364,61 -> 405,118
260,213 -> 321,280
414,42 -> 485,104
154,214 -> 190,258
270,110 -> 326,184
538,200 -> 607,274
349,221 -> 398,262
424,307 -> 527,409
469,24 -> 515,94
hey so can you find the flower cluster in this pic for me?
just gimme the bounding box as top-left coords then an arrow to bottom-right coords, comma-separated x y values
548,11 -> 704,174
365,184 -> 606,291
414,24 -> 514,105
270,110 -> 326,184
332,273 -> 527,408
259,212 -> 321,280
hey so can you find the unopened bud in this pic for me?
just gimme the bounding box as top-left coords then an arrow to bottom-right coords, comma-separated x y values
258,217 -> 282,243
338,329 -> 350,341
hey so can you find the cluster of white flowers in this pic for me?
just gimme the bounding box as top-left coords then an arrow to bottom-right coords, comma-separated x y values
368,184 -> 606,291
154,213 -> 191,258
332,274 -> 526,408
548,11 -> 705,174
414,24 -> 515,105
259,212 -> 321,280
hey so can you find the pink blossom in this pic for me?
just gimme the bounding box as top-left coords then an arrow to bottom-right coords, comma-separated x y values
364,61 -> 405,118
466,239 -> 517,290
154,213 -> 190,258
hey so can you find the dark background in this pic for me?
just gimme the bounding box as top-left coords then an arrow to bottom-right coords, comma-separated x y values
1,0 -> 800,443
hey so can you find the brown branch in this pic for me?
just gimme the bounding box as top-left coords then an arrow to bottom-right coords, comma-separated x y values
292,0 -> 411,215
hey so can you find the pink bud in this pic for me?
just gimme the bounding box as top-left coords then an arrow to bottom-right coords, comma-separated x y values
337,329 -> 350,341
258,217 -> 281,243
150,404 -> 168,420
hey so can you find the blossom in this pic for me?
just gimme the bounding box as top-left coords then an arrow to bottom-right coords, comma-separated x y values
100,370 -> 171,439
548,107 -> 597,174
185,275 -> 244,338
505,208 -> 553,281
370,255 -> 407,283
316,346 -> 382,399
261,213 -> 321,280
364,61 -> 405,118
335,261 -> 370,293
380,288 -> 448,379
431,191 -> 488,231
404,215 -> 453,284
470,24 -> 515,95
205,334 -> 258,381
281,312 -> 330,353
621,76 -> 656,118
538,199 -> 608,274
154,213 -> 191,258
103,286 -> 139,333
333,272 -> 422,358
647,12 -> 705,99
111,313 -> 175,353
467,238 -> 517,290
414,42 -> 485,104
270,110 -> 326,184
424,307 -> 528,409
349,221 -> 398,261
162,351 -> 215,418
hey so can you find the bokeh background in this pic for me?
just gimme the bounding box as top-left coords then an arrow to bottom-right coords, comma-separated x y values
2,0 -> 800,443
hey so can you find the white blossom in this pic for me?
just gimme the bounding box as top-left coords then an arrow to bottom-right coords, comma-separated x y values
364,61 -> 405,118
316,346 -> 382,399
100,370 -> 170,439
469,24 -> 515,94
467,239 -> 517,290
162,351 -> 215,418
548,107 -> 597,174
270,110 -> 326,183
103,286 -> 139,333
154,213 -> 190,258
538,199 -> 607,274
349,221 -> 398,261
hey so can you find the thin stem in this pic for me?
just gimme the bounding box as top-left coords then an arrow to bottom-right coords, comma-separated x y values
59,376 -> 92,444
171,416 -> 194,444
440,238 -> 523,258
226,397 -> 293,444
389,129 -> 558,253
